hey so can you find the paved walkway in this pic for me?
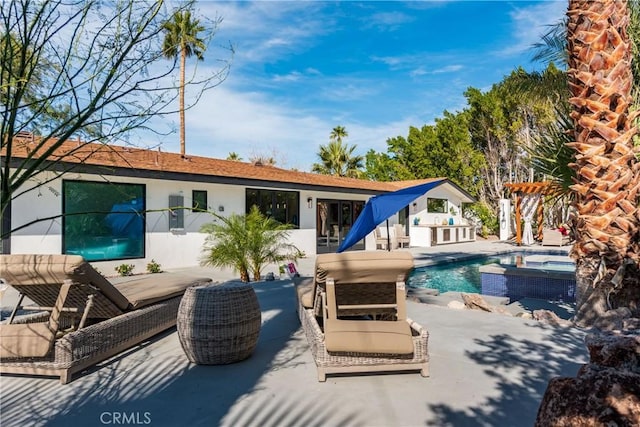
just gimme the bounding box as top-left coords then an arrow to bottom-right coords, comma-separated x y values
0,241 -> 583,427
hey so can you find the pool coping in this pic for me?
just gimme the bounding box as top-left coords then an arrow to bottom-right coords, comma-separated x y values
478,263 -> 575,280
411,246 -> 572,269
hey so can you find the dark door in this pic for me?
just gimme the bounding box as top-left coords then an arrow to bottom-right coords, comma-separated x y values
317,199 -> 365,253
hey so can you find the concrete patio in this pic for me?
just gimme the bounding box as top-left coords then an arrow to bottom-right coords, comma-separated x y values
0,242 -> 586,427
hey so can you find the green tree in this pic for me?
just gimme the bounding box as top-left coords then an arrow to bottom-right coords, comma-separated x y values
162,9 -> 207,158
384,112 -> 485,197
497,65 -> 563,183
363,149 -> 401,181
226,152 -> 242,161
465,86 -> 517,210
312,128 -> 363,178
200,206 -> 301,282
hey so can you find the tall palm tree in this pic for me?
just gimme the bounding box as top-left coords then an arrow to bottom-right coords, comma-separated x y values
312,140 -> 364,178
566,0 -> 640,327
162,10 -> 206,158
330,125 -> 348,144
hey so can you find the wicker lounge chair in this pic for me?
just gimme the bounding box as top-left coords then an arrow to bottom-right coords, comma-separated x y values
295,251 -> 429,382
0,254 -> 211,383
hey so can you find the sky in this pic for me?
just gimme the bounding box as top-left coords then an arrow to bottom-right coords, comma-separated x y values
152,0 -> 567,171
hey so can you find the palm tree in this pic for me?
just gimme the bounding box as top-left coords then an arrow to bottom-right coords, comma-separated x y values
227,152 -> 242,161
200,206 -> 301,282
162,9 -> 206,158
566,0 -> 640,327
330,125 -> 348,144
312,127 -> 364,178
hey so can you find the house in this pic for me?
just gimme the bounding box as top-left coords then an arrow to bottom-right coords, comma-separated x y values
2,135 -> 475,271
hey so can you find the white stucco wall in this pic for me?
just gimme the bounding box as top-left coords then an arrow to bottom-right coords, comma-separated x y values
409,185 -> 467,227
8,170 -> 370,271
8,171 -> 471,269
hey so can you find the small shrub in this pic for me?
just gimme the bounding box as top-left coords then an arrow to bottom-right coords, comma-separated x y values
115,263 -> 135,276
464,202 -> 499,236
146,259 -> 162,274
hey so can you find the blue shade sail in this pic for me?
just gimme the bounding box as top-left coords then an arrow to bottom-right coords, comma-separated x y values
337,180 -> 444,253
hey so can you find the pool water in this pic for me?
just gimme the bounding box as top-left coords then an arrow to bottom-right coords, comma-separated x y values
407,252 -> 574,294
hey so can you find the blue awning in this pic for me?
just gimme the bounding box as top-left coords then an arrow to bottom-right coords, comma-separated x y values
337,179 -> 445,252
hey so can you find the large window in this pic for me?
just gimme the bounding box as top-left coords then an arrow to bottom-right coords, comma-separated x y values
192,190 -> 207,212
427,198 -> 447,213
246,189 -> 299,227
63,181 -> 145,261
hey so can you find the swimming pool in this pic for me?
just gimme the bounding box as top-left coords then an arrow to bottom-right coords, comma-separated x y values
407,251 -> 575,295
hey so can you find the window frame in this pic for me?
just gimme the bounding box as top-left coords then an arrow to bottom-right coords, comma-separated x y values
192,190 -> 208,212
426,198 -> 447,214
245,188 -> 300,228
62,180 -> 146,261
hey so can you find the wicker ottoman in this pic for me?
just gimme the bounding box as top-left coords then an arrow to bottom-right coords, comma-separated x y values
177,281 -> 261,365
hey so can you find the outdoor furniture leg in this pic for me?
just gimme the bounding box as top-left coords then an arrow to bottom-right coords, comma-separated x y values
8,294 -> 25,324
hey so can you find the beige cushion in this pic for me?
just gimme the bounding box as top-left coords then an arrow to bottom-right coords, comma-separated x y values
0,254 -> 131,310
0,255 -> 210,311
315,251 -> 414,285
0,323 -> 55,358
324,319 -> 414,354
294,277 -> 314,309
114,274 -> 211,309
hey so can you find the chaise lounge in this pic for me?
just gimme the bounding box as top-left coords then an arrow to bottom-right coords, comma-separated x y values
0,254 -> 211,383
295,251 -> 429,382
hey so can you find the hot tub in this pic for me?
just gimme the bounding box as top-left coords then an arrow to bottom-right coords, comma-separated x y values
479,256 -> 576,302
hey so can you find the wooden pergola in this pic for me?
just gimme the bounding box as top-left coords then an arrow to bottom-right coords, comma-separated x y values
503,181 -> 556,245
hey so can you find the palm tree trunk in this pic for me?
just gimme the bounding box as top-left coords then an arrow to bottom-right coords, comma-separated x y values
180,46 -> 186,157
567,0 -> 640,327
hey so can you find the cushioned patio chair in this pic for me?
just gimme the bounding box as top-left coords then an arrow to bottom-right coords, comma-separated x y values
295,251 -> 429,382
394,224 -> 410,248
374,227 -> 389,250
0,254 -> 211,383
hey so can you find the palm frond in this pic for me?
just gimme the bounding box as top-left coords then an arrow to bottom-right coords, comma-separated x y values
530,19 -> 568,67
526,107 -> 576,199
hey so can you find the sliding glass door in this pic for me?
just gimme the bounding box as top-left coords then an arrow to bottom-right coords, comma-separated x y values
316,199 -> 365,253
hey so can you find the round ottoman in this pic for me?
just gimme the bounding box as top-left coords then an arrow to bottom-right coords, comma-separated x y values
177,281 -> 261,365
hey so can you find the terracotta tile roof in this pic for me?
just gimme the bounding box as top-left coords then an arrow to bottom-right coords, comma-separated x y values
4,136 -> 446,193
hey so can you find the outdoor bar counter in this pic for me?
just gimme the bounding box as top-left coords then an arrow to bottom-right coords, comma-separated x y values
410,224 -> 476,247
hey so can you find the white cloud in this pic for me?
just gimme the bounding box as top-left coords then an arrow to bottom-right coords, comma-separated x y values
430,64 -> 463,74
167,85 -> 328,170
363,11 -> 415,31
410,64 -> 463,77
371,55 -> 407,68
196,1 -> 332,64
150,82 -> 423,171
501,1 -> 566,56
271,71 -> 305,83
320,83 -> 378,102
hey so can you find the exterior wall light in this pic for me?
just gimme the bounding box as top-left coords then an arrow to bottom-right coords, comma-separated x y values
307,197 -> 313,209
